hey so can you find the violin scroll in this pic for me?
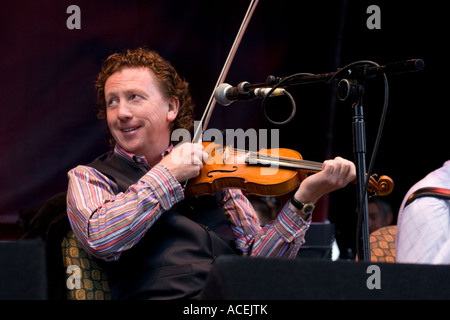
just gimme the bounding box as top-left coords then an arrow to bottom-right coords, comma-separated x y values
367,174 -> 394,197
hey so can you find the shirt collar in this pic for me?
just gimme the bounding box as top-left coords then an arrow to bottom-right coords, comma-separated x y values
113,143 -> 174,168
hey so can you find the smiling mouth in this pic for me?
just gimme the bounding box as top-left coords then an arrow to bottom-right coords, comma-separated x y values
121,126 -> 141,132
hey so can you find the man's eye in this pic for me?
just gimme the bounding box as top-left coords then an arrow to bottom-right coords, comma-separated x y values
108,98 -> 119,106
131,94 -> 141,100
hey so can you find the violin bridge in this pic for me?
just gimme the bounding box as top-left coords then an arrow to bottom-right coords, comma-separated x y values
222,146 -> 230,164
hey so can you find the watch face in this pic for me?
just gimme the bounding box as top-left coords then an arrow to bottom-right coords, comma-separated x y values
303,203 -> 315,214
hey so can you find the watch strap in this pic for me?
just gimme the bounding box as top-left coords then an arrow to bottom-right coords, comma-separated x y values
290,197 -> 306,211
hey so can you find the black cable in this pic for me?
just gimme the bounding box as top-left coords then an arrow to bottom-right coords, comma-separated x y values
261,73 -> 314,125
262,90 -> 296,125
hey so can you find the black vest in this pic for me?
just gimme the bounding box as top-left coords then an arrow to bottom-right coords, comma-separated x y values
88,151 -> 239,300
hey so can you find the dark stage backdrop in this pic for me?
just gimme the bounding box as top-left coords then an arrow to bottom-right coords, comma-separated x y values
1,0 -> 448,255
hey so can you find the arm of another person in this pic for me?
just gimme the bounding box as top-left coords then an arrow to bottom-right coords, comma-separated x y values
396,197 -> 450,264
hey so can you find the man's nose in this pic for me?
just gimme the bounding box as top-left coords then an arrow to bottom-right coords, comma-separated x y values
117,102 -> 133,120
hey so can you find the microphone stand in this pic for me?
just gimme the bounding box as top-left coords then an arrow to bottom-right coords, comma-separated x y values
247,59 -> 424,89
248,58 -> 424,262
337,79 -> 370,261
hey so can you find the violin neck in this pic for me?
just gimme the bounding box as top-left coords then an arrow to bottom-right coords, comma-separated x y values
246,152 -> 323,172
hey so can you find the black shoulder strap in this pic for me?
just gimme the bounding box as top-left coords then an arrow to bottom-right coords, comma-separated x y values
404,187 -> 450,208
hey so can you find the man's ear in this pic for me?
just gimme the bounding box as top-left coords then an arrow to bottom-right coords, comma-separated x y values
166,96 -> 179,122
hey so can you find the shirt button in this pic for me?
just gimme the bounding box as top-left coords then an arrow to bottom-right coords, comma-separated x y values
170,196 -> 175,203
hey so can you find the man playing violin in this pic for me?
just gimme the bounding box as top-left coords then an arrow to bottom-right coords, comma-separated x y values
66,47 -> 356,300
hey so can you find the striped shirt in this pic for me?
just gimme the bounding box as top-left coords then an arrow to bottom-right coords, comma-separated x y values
67,144 -> 310,262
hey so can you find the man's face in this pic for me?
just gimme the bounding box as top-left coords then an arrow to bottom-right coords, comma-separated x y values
104,67 -> 178,160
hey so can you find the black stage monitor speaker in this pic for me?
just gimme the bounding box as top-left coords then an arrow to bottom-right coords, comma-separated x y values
201,256 -> 450,300
0,239 -> 47,299
296,222 -> 335,260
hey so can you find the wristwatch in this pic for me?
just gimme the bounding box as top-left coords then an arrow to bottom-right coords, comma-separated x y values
290,197 -> 315,218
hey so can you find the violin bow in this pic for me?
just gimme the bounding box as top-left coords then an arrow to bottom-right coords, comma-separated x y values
192,0 -> 260,144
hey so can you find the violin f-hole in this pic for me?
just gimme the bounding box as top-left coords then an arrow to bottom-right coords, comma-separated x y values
207,166 -> 238,178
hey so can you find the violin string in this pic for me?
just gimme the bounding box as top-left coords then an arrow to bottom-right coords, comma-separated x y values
255,156 -> 322,171
254,153 -> 322,168
226,147 -> 323,171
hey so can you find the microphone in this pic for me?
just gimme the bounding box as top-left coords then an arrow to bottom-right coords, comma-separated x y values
214,82 -> 286,106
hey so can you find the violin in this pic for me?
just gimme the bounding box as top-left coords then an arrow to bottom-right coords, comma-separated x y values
184,142 -> 394,198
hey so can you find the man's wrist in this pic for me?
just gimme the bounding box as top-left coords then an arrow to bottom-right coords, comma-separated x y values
290,197 -> 315,220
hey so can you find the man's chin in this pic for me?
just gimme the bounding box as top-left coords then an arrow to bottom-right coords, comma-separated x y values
117,141 -> 140,154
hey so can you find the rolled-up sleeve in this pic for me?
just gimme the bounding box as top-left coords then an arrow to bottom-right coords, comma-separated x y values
221,189 -> 310,258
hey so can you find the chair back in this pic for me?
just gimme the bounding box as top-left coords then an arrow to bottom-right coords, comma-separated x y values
61,230 -> 111,300
370,225 -> 397,263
